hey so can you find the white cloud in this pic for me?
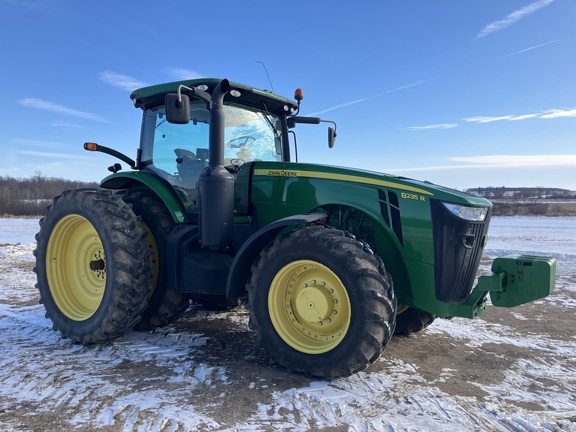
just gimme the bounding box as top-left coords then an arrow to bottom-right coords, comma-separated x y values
540,109 -> 576,119
384,80 -> 428,95
450,154 -> 576,168
99,71 -> 149,91
307,80 -> 427,116
383,154 -> 576,174
476,0 -> 555,39
18,150 -> 89,160
168,68 -> 204,81
406,123 -> 458,131
464,109 -> 576,123
48,121 -> 84,129
464,115 -> 516,123
507,114 -> 539,121
405,107 -> 573,133
307,97 -> 371,116
406,106 -> 573,131
11,138 -> 65,148
500,39 -> 562,59
17,98 -> 110,123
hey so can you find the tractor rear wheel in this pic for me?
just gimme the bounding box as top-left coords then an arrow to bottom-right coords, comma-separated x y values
34,188 -> 151,344
120,188 -> 190,329
394,306 -> 436,335
247,226 -> 396,379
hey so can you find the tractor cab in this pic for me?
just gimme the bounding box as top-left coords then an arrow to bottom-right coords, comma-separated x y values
139,96 -> 285,212
127,79 -> 336,227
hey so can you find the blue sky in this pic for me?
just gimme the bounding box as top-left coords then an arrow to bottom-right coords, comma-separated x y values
1,0 -> 574,191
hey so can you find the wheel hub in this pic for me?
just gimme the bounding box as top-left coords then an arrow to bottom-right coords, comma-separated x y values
89,258 -> 105,271
268,260 -> 351,354
295,285 -> 332,322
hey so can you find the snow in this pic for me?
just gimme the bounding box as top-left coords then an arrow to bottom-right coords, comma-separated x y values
485,216 -> 576,259
0,218 -> 39,244
0,217 -> 575,431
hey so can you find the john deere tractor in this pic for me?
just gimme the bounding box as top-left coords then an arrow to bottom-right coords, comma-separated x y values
34,78 -> 556,378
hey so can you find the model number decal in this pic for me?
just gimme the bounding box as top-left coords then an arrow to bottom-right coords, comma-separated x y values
401,192 -> 426,202
266,170 -> 298,178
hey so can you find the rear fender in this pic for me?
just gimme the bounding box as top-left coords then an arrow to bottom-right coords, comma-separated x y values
226,213 -> 326,302
100,172 -> 189,223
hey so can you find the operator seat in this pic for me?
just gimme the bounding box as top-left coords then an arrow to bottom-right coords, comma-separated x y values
174,148 -> 206,189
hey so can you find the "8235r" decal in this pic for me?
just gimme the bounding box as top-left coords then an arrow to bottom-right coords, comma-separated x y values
401,192 -> 426,202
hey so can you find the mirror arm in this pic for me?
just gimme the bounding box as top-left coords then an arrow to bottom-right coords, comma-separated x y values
320,119 -> 337,131
178,85 -> 212,107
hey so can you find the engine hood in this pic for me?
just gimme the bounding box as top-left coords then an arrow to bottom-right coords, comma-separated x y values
252,161 -> 492,208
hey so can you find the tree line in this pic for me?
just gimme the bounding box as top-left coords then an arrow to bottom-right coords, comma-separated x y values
467,186 -> 576,199
0,173 -> 99,216
2,174 -> 575,217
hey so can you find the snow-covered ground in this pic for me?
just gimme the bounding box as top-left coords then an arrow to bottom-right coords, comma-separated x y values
0,217 -> 574,431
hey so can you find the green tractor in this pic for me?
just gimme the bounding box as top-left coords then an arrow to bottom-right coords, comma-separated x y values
34,78 -> 556,378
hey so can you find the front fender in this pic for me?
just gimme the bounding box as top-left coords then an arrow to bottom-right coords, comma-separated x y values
226,213 -> 326,302
100,172 -> 189,223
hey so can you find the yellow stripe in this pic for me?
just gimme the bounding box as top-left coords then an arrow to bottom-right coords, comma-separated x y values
254,169 -> 434,196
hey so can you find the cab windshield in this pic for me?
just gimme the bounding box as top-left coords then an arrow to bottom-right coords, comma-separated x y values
140,101 -> 283,211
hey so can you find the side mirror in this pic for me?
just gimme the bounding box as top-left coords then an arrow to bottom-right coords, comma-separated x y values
165,93 -> 190,124
328,127 -> 337,149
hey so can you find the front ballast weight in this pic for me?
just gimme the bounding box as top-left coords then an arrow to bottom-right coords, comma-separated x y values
479,254 -> 556,307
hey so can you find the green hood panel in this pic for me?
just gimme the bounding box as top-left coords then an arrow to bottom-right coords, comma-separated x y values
252,162 -> 492,207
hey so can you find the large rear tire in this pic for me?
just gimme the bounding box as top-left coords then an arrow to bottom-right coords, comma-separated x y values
247,226 -> 396,379
120,188 -> 190,330
34,188 -> 151,344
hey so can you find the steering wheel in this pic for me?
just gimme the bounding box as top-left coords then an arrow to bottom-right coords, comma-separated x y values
226,136 -> 256,148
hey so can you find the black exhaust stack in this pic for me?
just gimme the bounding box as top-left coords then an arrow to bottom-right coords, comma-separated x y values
198,79 -> 235,249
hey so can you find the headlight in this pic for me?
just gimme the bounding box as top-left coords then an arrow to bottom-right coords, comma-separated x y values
442,202 -> 488,222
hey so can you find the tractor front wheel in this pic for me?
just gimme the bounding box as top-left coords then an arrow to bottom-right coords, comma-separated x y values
34,188 -> 151,344
247,226 -> 396,379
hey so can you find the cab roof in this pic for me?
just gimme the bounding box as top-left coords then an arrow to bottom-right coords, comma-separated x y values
130,78 -> 299,115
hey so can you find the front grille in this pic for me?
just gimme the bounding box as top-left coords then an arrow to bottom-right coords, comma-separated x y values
431,200 -> 491,303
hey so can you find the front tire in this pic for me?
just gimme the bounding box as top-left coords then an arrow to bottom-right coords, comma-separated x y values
34,189 -> 151,344
247,226 -> 396,379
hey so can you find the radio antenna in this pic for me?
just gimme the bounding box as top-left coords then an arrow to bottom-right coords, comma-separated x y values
256,61 -> 275,93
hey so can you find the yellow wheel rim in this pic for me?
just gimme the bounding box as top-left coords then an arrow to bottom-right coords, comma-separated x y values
268,260 -> 351,354
46,214 -> 106,321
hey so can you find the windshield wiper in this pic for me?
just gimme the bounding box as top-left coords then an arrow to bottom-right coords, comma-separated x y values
259,102 -> 279,136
